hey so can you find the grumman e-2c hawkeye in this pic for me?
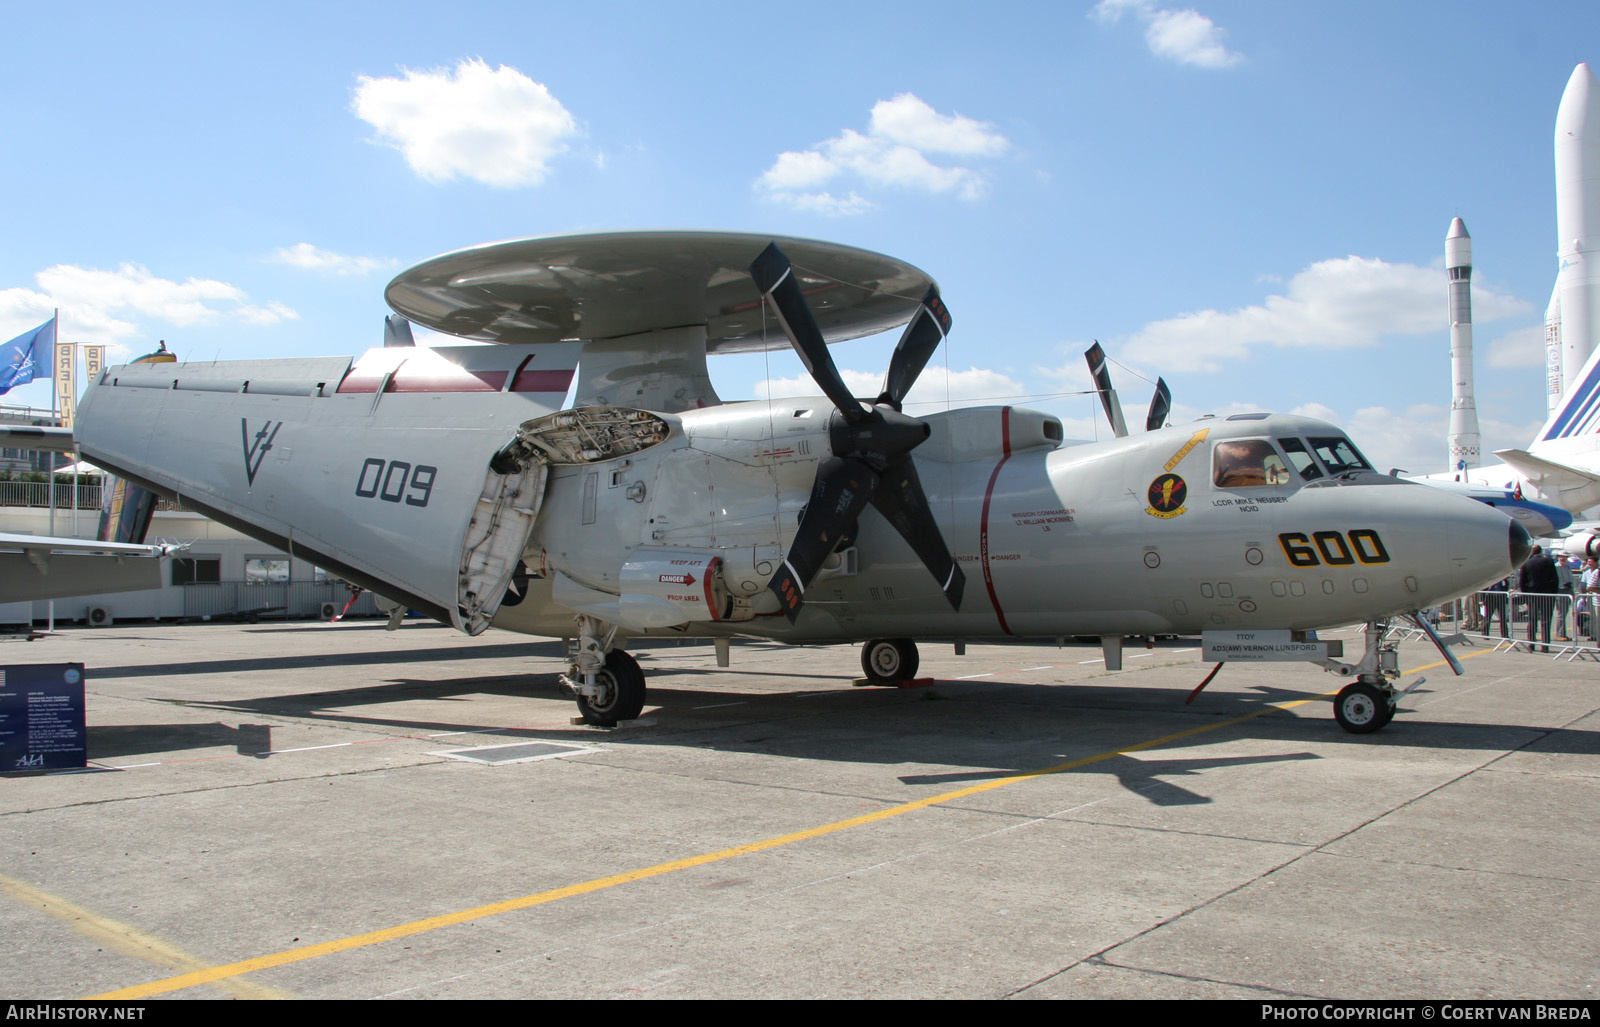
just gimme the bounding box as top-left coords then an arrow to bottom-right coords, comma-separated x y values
65,232 -> 1530,734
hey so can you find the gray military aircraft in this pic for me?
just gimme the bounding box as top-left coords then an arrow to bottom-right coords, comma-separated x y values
61,231 -> 1528,733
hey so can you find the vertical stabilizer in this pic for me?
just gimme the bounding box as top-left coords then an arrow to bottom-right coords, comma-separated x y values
1084,342 -> 1129,438
95,342 -> 175,543
384,315 -> 415,348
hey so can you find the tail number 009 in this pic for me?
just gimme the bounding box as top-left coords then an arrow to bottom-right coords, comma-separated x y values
356,459 -> 437,508
1278,529 -> 1389,568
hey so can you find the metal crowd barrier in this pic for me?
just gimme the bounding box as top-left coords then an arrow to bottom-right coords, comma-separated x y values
1431,590 -> 1600,661
0,480 -> 103,509
182,581 -> 382,621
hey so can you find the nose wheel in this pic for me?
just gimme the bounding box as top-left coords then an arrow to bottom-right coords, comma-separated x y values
1333,680 -> 1395,734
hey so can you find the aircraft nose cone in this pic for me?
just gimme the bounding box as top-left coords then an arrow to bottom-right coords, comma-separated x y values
1440,491 -> 1532,596
1509,519 -> 1533,570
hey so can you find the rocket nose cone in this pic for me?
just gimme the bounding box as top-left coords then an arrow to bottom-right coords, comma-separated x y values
1447,217 -> 1469,239
1557,63 -> 1600,135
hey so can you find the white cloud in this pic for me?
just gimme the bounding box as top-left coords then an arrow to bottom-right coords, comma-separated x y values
784,190 -> 876,217
869,94 -> 1011,156
1294,402 -> 1447,475
1090,1 -> 1242,68
352,58 -> 578,188
1487,323 -> 1547,369
757,93 -> 1008,214
38,264 -> 244,327
0,263 -> 296,350
1286,401 -> 1547,478
270,242 -> 396,277
1117,256 -> 1533,373
1089,0 -> 1145,25
237,302 -> 300,326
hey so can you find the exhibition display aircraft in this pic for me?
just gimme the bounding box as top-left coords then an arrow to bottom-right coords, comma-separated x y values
57,231 -> 1528,733
1415,331 -> 1600,526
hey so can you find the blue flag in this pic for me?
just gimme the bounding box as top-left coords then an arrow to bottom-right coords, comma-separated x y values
0,316 -> 56,395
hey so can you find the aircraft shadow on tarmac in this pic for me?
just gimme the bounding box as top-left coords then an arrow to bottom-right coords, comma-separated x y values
899,751 -> 1322,806
119,665 -> 1599,807
86,640 -> 568,680
89,722 -> 275,760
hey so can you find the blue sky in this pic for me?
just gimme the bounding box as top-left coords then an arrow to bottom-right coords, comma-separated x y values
1,1 -> 1596,475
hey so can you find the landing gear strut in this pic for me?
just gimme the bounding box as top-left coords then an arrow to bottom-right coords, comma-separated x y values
562,615 -> 647,725
1318,618 -> 1409,734
861,638 -> 919,685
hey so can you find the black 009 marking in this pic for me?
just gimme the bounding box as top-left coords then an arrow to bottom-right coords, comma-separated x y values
356,458 -> 437,507
1278,529 -> 1390,568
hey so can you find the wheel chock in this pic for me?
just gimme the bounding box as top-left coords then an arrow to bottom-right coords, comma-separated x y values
851,677 -> 936,689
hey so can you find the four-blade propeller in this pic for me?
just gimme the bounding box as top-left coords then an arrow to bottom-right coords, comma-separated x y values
750,242 -> 966,622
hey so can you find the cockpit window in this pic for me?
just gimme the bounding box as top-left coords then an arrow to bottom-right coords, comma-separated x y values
1214,439 -> 1292,488
1278,437 -> 1324,481
1308,436 -> 1373,475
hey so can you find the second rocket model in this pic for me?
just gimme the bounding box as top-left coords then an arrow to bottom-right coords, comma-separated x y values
1447,217 -> 1481,473
1545,63 -> 1600,414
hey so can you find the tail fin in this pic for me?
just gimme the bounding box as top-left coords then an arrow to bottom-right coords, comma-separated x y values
98,476 -> 158,544
1537,332 -> 1600,442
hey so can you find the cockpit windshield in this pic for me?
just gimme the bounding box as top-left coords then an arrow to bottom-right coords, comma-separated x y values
1277,437 -> 1324,481
1308,436 -> 1373,475
1213,439 -> 1291,488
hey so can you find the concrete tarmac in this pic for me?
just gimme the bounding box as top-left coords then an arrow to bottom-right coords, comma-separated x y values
1,619 -> 1596,1000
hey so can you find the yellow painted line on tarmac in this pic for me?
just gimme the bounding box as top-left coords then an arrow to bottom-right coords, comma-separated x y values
90,648 -> 1494,999
0,873 -> 291,1000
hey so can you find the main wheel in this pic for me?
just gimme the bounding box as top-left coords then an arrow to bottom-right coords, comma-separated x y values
577,650 -> 647,726
1333,681 -> 1394,734
860,638 -> 919,685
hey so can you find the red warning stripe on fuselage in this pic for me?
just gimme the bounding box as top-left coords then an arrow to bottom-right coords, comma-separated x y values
978,407 -> 1015,635
336,361 -> 575,395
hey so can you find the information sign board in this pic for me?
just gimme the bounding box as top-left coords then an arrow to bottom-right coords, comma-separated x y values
0,664 -> 88,771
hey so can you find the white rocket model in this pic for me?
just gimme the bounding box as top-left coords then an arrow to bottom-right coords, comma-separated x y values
1447,217 -> 1481,473
1544,63 -> 1600,414
1416,62 -> 1600,522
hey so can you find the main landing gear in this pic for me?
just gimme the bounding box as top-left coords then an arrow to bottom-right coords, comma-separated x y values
577,650 -> 646,726
561,616 -> 646,726
860,638 -> 919,685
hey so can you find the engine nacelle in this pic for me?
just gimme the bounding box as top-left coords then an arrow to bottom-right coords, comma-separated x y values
619,549 -> 732,623
549,549 -> 736,631
1560,532 -> 1600,560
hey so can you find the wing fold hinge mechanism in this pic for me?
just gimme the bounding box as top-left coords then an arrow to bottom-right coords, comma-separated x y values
490,407 -> 671,472
459,408 -> 673,635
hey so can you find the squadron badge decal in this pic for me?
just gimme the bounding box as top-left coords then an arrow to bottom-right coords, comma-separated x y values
1145,472 -> 1188,519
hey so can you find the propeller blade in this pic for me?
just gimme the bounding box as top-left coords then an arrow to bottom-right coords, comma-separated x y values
878,286 -> 952,411
1146,377 -> 1171,432
768,456 -> 876,621
750,242 -> 867,423
869,456 -> 966,611
1084,341 -> 1129,438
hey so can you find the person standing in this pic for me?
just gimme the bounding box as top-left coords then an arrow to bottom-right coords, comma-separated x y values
1483,576 -> 1512,638
1518,545 -> 1561,652
1557,556 -> 1581,640
1585,558 -> 1600,643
